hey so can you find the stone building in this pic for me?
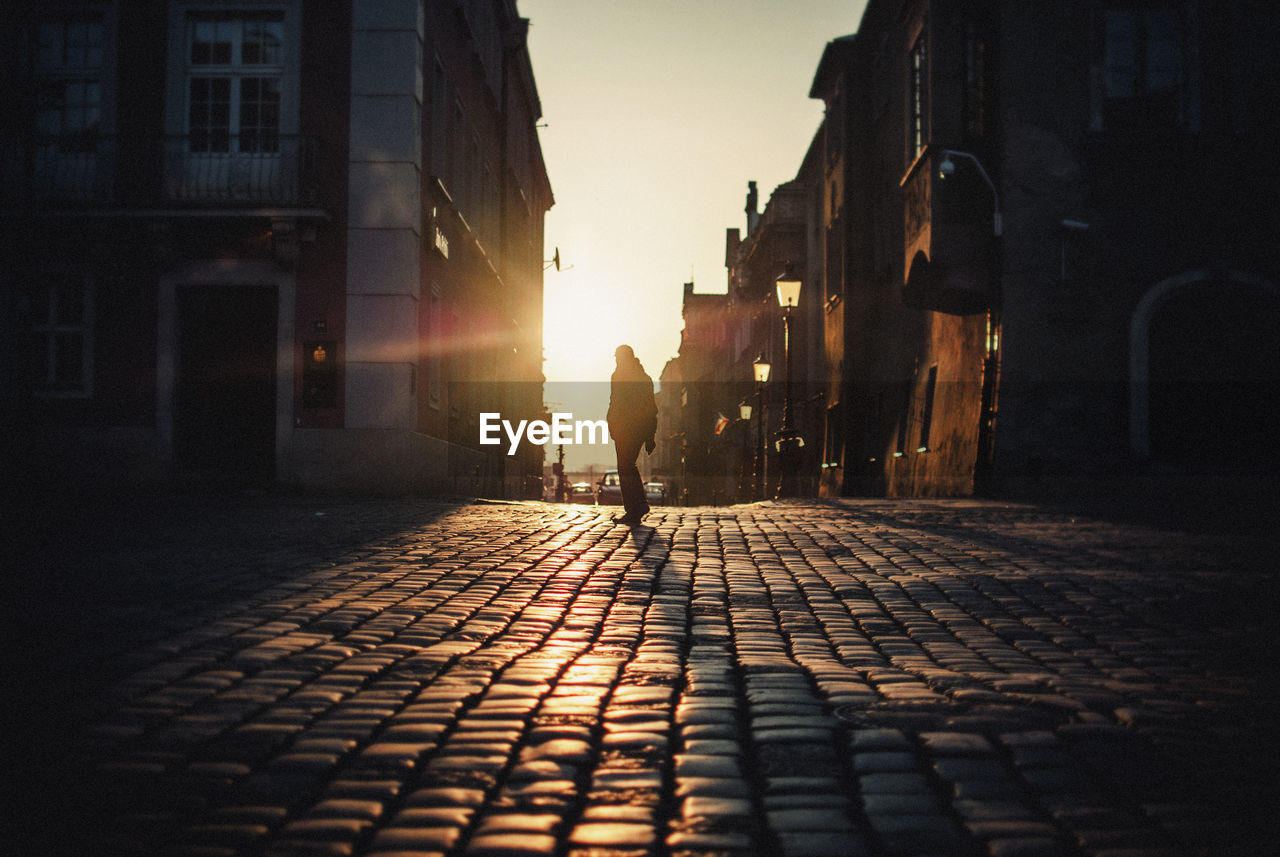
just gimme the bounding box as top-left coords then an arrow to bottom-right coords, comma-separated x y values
807,0 -> 1279,497
724,179 -> 823,499
665,281 -> 736,505
1,0 -> 553,496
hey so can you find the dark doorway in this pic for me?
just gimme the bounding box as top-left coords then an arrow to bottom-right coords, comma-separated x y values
1148,280 -> 1280,465
175,286 -> 278,483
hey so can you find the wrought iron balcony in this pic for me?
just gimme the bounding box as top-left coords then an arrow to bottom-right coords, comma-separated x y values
2,133 -> 321,209
161,134 -> 320,206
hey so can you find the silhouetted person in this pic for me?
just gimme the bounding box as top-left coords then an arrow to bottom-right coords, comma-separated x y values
606,344 -> 657,526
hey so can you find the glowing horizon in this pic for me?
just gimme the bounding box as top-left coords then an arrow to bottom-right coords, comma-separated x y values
522,0 -> 867,468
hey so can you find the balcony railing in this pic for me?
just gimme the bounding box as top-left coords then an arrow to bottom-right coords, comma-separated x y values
2,133 -> 321,209
162,134 -> 319,206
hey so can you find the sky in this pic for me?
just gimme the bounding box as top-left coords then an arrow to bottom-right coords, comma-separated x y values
520,0 -> 868,468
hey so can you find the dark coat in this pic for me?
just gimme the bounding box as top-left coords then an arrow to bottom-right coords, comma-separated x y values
607,358 -> 658,445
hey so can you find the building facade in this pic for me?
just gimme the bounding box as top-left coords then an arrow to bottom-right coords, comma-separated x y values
662,173 -> 830,504
666,281 -> 735,506
1,0 -> 553,495
724,180 -> 823,499
807,0 -> 1279,497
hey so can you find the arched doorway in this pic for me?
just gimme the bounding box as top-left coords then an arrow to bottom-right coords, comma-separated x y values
1130,269 -> 1280,464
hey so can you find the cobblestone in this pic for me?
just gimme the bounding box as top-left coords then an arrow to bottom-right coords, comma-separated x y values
6,492 -> 1278,856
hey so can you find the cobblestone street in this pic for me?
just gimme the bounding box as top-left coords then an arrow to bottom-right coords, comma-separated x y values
6,492 -> 1277,857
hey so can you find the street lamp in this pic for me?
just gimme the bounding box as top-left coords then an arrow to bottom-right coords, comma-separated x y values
752,355 -> 770,501
737,400 -> 754,502
753,357 -> 772,384
774,270 -> 805,497
937,149 -> 1002,237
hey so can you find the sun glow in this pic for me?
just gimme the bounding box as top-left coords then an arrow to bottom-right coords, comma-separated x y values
542,256 -> 620,384
523,0 -> 868,468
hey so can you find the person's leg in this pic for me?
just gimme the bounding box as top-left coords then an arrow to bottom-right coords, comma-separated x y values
615,436 -> 647,521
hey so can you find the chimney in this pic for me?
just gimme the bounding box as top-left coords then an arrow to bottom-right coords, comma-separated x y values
745,181 -> 759,233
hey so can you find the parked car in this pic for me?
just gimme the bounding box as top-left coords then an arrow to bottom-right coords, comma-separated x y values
644,481 -> 667,505
596,470 -> 623,505
569,482 -> 596,504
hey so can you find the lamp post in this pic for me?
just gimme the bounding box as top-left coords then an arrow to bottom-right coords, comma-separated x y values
774,271 -> 805,497
752,355 -> 770,501
737,400 -> 753,502
937,149 -> 1002,237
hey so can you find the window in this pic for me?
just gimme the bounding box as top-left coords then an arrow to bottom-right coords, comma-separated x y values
430,58 -> 448,180
872,34 -> 890,121
825,96 -> 843,165
35,18 -> 103,150
428,284 -> 443,408
24,15 -> 108,199
451,101 -> 466,198
482,161 -> 494,243
894,379 -> 911,458
964,23 -> 987,139
825,404 -> 844,468
24,268 -> 94,397
467,136 -> 479,217
186,14 -> 282,153
825,223 -> 843,299
466,0 -> 503,99
1098,5 -> 1185,131
908,32 -> 929,162
168,6 -> 298,202
918,365 -> 938,452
